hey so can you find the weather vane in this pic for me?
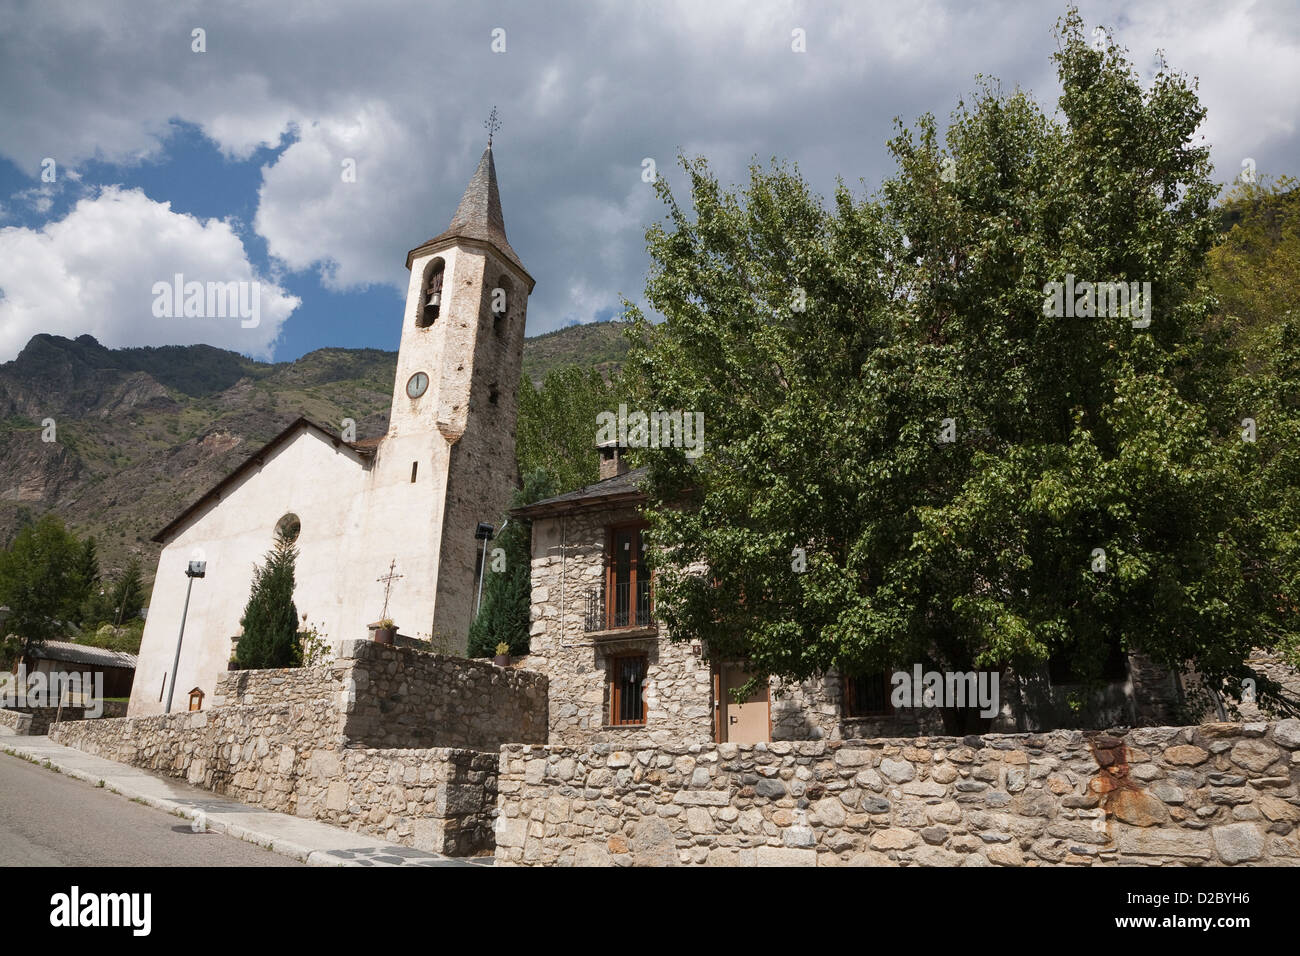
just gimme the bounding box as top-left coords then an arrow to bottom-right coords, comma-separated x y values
485,106 -> 501,147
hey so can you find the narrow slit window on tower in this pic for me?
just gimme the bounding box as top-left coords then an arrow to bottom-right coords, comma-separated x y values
410,461 -> 419,483
488,383 -> 499,405
418,259 -> 445,328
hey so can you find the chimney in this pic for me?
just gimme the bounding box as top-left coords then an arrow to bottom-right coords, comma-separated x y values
597,439 -> 629,480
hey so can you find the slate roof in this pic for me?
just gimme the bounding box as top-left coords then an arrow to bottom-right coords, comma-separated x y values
511,466 -> 649,518
29,640 -> 137,670
405,146 -> 532,283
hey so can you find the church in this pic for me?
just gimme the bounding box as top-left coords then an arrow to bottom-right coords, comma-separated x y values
128,145 -> 532,717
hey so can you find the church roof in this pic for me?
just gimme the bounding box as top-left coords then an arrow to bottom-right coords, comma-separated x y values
511,466 -> 649,519
405,146 -> 531,283
151,417 -> 377,544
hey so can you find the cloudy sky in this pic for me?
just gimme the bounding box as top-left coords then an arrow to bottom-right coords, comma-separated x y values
0,0 -> 1296,363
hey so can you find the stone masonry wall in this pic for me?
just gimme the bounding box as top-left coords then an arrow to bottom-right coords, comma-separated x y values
50,701 -> 343,795
339,640 -> 547,749
47,642 -> 547,855
213,663 -> 344,708
49,701 -> 498,855
773,673 -> 946,741
0,705 -> 101,735
1239,647 -> 1300,720
495,720 -> 1300,866
307,746 -> 500,855
0,708 -> 32,734
210,640 -> 547,751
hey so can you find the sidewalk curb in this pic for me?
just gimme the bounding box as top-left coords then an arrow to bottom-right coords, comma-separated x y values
0,732 -> 472,867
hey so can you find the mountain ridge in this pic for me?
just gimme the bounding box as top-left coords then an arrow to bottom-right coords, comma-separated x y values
0,322 -> 630,593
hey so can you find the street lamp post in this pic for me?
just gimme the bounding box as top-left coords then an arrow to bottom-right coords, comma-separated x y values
164,561 -> 205,714
474,523 -> 495,618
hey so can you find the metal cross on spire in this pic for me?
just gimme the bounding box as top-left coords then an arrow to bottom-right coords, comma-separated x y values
485,106 -> 501,147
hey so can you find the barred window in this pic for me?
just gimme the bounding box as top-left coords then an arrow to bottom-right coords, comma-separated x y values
842,671 -> 892,718
609,654 -> 647,726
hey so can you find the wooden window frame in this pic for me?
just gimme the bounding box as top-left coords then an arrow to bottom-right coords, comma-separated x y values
603,521 -> 651,630
842,671 -> 894,719
1048,637 -> 1129,685
608,652 -> 648,726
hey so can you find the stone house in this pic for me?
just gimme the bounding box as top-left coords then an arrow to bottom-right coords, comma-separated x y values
514,447 -> 1284,747
515,446 -> 950,748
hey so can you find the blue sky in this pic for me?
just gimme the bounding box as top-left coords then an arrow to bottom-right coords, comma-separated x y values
1,0 -> 1297,364
0,122 -> 408,358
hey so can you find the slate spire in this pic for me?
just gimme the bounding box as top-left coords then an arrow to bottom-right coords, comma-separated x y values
407,143 -> 526,275
445,146 -> 509,250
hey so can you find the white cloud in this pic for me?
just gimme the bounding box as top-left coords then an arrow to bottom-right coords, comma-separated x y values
1111,2 -> 1300,181
253,102 -> 430,291
0,1 -> 1297,340
0,187 -> 299,361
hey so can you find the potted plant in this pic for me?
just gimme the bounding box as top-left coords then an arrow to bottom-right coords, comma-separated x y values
373,618 -> 397,645
494,642 -> 511,667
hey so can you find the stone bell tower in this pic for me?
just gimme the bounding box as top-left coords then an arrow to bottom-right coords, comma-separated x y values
386,140 -> 534,649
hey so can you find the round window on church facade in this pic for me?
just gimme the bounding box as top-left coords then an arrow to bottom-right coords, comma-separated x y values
276,513 -> 301,544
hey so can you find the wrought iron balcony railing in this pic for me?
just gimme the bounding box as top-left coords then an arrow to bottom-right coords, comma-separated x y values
584,579 -> 653,632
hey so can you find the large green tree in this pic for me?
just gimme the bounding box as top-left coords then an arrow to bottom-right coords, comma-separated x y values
0,514 -> 85,662
1209,175 -> 1300,362
516,366 -> 625,494
109,558 -> 145,626
624,11 -> 1297,729
1219,199 -> 1300,686
68,536 -> 100,625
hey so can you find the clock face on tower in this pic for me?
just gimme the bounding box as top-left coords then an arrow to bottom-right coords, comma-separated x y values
406,371 -> 429,399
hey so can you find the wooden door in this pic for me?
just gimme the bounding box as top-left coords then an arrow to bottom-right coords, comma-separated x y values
719,662 -> 770,744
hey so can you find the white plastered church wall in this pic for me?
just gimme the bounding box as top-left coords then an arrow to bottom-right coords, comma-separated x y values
130,145 -> 531,716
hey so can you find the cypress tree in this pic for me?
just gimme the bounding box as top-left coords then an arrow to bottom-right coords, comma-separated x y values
235,530 -> 300,669
468,469 -> 556,658
110,558 -> 144,625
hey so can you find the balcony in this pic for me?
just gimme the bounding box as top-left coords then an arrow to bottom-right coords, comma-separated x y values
584,580 -> 654,634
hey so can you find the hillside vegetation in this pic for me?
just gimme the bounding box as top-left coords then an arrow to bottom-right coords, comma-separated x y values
0,322 -> 625,591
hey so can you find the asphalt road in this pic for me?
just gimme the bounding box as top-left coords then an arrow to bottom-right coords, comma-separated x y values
0,751 -> 301,866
